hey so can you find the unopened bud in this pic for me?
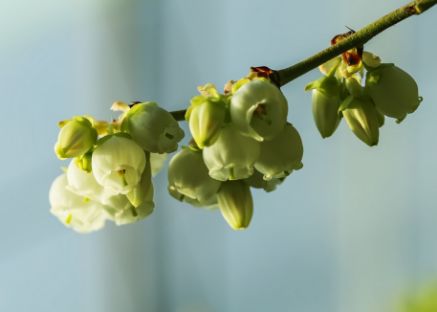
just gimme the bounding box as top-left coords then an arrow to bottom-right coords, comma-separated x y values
305,75 -> 342,138
126,152 -> 154,209
341,96 -> 380,146
121,102 -> 184,153
55,117 -> 97,159
217,180 -> 253,230
186,90 -> 227,148
366,64 -> 421,121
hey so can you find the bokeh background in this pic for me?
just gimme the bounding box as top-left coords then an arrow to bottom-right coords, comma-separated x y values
1,0 -> 437,311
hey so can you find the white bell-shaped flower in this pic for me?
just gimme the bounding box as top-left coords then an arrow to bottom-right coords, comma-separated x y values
230,79 -> 288,141
66,160 -> 115,202
168,186 -> 218,208
92,135 -> 146,195
168,147 -> 221,204
254,123 -> 303,180
121,102 -> 184,153
101,154 -> 154,226
202,125 -> 260,181
49,174 -> 107,233
103,193 -> 154,226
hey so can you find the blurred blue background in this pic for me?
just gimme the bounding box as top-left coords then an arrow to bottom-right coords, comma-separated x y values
1,0 -> 436,311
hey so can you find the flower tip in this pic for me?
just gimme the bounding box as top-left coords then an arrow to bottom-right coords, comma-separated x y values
230,224 -> 249,231
366,138 -> 379,147
295,162 -> 304,170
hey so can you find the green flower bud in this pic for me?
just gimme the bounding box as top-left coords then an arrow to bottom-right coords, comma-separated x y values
202,125 -> 260,181
217,180 -> 253,230
49,174 -> 107,233
186,95 -> 227,148
341,96 -> 380,146
92,135 -> 146,195
168,147 -> 221,204
121,102 -> 184,153
55,116 -> 97,159
305,75 -> 342,138
254,123 -> 303,180
126,152 -> 154,209
244,170 -> 283,192
230,79 -> 288,141
344,76 -> 363,98
75,151 -> 93,173
365,64 -> 421,121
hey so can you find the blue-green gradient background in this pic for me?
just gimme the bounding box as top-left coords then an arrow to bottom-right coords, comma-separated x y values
1,1 -> 436,311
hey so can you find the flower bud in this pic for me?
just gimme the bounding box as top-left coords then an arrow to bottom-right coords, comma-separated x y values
202,125 -> 260,181
254,123 -> 303,180
49,174 -> 107,233
186,94 -> 227,148
341,96 -> 380,146
305,75 -> 342,138
344,76 -> 363,98
75,152 -> 93,173
126,152 -> 154,209
217,180 -> 253,230
365,64 -> 421,121
121,102 -> 184,153
230,79 -> 288,141
92,135 -> 146,195
168,147 -> 221,204
55,116 -> 97,159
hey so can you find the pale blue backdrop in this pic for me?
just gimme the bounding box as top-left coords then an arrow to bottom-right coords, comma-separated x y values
1,0 -> 436,311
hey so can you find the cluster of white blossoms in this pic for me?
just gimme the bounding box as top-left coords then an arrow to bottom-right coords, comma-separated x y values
50,103 -> 184,233
306,33 -> 421,146
50,34 -> 421,233
169,77 -> 303,230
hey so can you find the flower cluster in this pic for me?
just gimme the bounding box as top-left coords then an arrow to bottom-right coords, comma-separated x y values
169,77 -> 303,230
50,103 -> 184,233
306,40 -> 421,146
50,35 -> 421,233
